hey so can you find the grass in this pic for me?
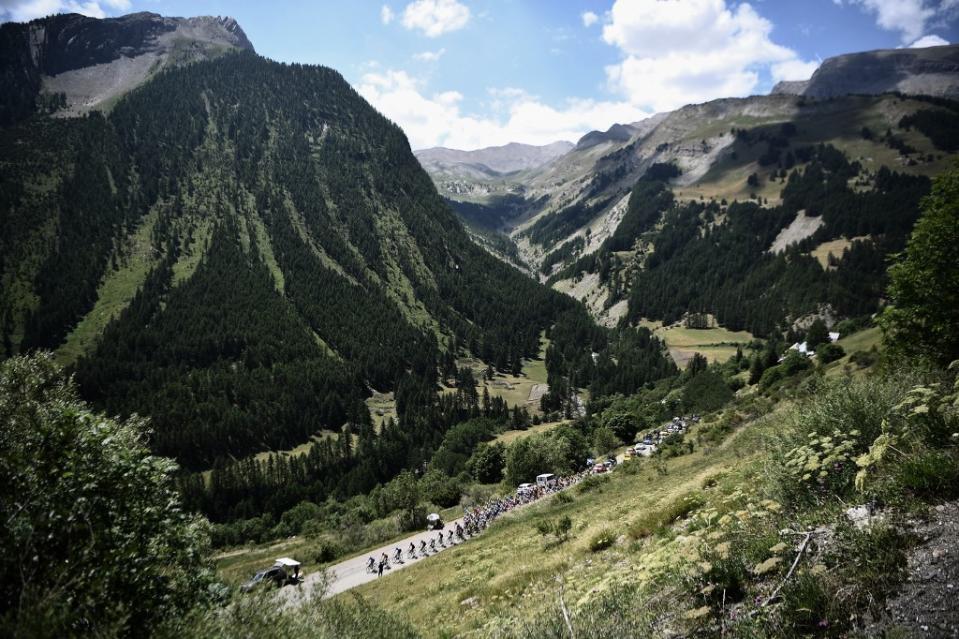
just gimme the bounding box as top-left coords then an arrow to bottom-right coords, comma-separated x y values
650,323 -> 755,367
494,420 -> 567,445
808,236 -> 870,269
823,326 -> 882,378
56,209 -> 161,365
346,417 -> 764,637
366,390 -> 398,430
453,330 -> 552,413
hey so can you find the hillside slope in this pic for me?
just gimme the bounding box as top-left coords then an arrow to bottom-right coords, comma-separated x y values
0,49 -> 593,469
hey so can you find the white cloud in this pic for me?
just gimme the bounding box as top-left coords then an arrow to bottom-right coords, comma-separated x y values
837,0 -> 940,44
358,69 -> 650,150
601,0 -> 819,112
401,0 -> 469,37
0,0 -> 127,21
909,33 -> 950,47
771,58 -> 820,82
413,48 -> 445,61
380,4 -> 394,25
581,11 -> 599,27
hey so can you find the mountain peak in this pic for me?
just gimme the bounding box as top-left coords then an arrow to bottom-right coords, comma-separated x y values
414,140 -> 573,177
769,43 -> 959,100
0,11 -> 254,125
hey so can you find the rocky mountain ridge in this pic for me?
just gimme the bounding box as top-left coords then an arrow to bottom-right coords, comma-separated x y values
414,140 -> 573,178
772,43 -> 959,99
0,11 -> 254,124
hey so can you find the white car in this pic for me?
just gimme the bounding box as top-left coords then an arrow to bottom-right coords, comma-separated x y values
517,483 -> 535,495
633,444 -> 657,457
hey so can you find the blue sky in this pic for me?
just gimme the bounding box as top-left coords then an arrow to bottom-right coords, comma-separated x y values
3,0 -> 958,149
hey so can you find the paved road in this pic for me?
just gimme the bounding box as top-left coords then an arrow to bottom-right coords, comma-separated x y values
289,468 -> 623,601
290,515 -> 469,600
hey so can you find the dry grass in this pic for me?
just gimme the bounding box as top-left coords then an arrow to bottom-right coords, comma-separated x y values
651,324 -> 754,366
807,235 -> 871,269
347,419 -> 763,637
494,420 -> 568,446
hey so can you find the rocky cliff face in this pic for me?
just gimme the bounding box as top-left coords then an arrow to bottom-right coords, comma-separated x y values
772,44 -> 959,99
0,12 -> 254,125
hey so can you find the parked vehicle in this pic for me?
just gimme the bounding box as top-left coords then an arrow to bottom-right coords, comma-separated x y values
634,444 -> 656,457
426,513 -> 444,530
517,482 -> 535,495
536,473 -> 557,488
240,557 -> 303,592
592,463 -> 607,474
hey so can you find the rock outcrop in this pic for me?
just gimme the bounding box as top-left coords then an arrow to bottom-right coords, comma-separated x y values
0,11 -> 254,124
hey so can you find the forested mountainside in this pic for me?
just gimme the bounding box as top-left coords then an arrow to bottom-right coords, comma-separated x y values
424,85 -> 959,336
0,11 -> 253,127
0,46 -> 674,495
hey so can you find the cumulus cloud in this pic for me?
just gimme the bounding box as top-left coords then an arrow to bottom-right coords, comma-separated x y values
909,33 -> 950,46
401,0 -> 469,37
358,69 -> 649,150
581,11 -> 599,27
380,4 -> 394,25
413,48 -> 445,61
771,58 -> 821,82
835,0 -> 948,44
601,0 -> 818,113
0,0 -> 129,22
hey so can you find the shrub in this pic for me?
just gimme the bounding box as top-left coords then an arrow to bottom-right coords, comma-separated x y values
588,528 -> 617,552
310,539 -> 345,565
419,470 -> 461,508
816,342 -> 845,364
628,492 -> 705,539
466,441 -> 506,484
895,450 -> 959,499
849,348 -> 878,368
0,355 -> 213,637
535,515 -> 573,544
576,474 -> 609,494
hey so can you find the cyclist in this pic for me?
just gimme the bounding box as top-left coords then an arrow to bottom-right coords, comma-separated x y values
408,542 -> 417,560
366,556 -> 375,574
393,547 -> 403,564
420,540 -> 428,555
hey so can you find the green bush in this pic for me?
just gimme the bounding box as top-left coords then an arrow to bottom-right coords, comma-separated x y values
535,515 -> 573,544
310,539 -> 345,565
895,450 -> 959,498
588,528 -> 617,552
418,470 -> 461,508
0,355 -> 213,637
816,342 -> 845,364
628,492 -> 705,539
576,474 -> 609,494
682,370 -> 733,413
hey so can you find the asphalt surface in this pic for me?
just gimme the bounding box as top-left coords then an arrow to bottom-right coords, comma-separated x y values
289,515 -> 469,600
288,457 -> 628,601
